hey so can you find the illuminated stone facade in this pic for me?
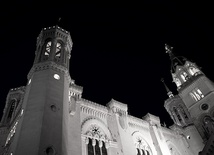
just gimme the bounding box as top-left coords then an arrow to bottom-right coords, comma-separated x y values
0,26 -> 212,155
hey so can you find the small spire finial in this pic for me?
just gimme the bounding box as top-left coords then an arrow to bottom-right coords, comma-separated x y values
56,17 -> 62,26
161,78 -> 174,98
165,43 -> 175,61
165,44 -> 173,54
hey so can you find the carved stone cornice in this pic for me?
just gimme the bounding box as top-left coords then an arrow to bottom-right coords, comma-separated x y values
27,61 -> 74,84
107,99 -> 128,115
80,100 -> 108,121
128,115 -> 149,130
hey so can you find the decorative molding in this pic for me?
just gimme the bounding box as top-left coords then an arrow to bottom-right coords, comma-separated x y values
81,117 -> 113,141
107,99 -> 127,113
80,99 -> 108,120
132,131 -> 153,155
128,115 -> 149,130
27,61 -> 74,84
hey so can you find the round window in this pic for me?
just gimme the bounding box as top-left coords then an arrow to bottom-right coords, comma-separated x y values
45,146 -> 55,155
201,103 -> 209,111
204,116 -> 212,124
50,105 -> 57,112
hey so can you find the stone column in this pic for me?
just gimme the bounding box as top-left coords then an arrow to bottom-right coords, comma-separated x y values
92,139 -> 96,155
82,137 -> 88,155
105,142 -> 110,155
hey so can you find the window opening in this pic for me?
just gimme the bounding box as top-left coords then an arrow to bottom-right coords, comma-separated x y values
55,42 -> 61,57
45,41 -> 51,56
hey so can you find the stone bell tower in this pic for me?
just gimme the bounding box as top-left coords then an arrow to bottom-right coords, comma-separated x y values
165,44 -> 214,142
1,25 -> 83,155
163,44 -> 209,154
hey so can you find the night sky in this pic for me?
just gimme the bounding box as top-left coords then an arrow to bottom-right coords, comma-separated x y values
0,1 -> 214,126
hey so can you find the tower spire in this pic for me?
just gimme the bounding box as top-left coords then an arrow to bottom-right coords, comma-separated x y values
165,43 -> 187,73
161,78 -> 174,98
165,43 -> 175,59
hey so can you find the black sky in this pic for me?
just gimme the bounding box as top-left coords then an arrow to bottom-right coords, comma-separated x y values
0,1 -> 214,126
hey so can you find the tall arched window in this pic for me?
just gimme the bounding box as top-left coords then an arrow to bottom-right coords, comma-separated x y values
146,150 -> 150,155
95,140 -> 101,155
180,72 -> 188,82
190,88 -> 204,101
137,148 -> 141,155
173,107 -> 182,123
179,105 -> 188,120
203,116 -> 214,136
85,125 -> 108,155
7,99 -> 16,123
132,132 -> 152,155
88,138 -> 94,155
174,78 -> 181,87
45,41 -> 52,56
55,42 -> 61,58
189,67 -> 200,75
102,141 -> 108,155
87,138 -> 107,155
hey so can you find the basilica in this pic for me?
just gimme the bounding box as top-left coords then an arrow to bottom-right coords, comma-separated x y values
0,25 -> 213,155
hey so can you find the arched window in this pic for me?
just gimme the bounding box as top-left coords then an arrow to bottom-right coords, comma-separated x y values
179,105 -> 188,120
203,116 -> 214,137
88,138 -> 94,155
190,92 -> 198,101
87,138 -> 107,155
173,107 -> 182,123
137,148 -> 141,155
45,41 -> 52,56
95,140 -> 101,155
189,67 -> 200,75
190,88 -> 204,101
85,125 -> 108,155
7,99 -> 16,123
132,133 -> 152,155
45,146 -> 56,155
180,72 -> 188,82
102,141 -> 108,155
55,42 -> 61,57
174,78 -> 181,87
